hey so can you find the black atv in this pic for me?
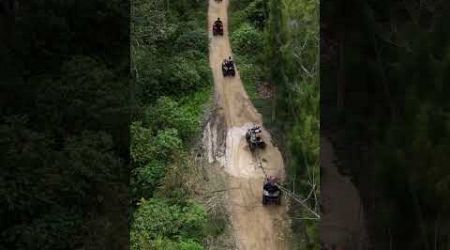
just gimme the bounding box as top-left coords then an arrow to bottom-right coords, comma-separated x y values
213,21 -> 223,36
222,60 -> 235,77
262,178 -> 281,205
245,126 -> 266,151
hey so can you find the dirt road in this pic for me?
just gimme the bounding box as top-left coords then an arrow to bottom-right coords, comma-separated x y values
320,136 -> 368,248
204,0 -> 292,249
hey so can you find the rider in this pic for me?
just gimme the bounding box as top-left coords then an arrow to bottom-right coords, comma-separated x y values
264,176 -> 279,193
214,18 -> 222,33
222,58 -> 229,69
215,17 -> 222,26
227,56 -> 234,67
251,124 -> 261,134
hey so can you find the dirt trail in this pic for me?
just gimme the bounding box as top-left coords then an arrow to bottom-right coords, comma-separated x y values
320,136 -> 368,248
205,0 -> 292,249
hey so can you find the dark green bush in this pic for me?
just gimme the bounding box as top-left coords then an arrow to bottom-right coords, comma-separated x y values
130,199 -> 207,250
244,0 -> 267,29
231,23 -> 264,55
175,30 -> 208,53
131,160 -> 166,200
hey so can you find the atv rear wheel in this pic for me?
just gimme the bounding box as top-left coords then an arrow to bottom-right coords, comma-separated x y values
276,198 -> 281,205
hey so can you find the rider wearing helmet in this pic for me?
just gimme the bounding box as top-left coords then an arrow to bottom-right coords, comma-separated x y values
264,176 -> 279,193
214,18 -> 222,30
223,58 -> 228,66
227,56 -> 234,67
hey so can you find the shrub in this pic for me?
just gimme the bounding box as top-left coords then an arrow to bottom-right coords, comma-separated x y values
153,128 -> 183,159
175,30 -> 208,53
144,97 -> 192,141
164,56 -> 203,94
231,23 -> 264,55
130,199 -> 207,250
131,160 -> 166,200
244,0 -> 267,29
130,121 -> 155,166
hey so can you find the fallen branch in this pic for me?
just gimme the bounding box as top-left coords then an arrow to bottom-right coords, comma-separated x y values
289,217 -> 320,221
276,184 -> 320,219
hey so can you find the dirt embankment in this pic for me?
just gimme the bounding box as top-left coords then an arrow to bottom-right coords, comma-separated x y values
203,0 -> 292,249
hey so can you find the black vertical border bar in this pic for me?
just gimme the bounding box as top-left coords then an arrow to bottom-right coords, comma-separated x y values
0,0 -> 131,249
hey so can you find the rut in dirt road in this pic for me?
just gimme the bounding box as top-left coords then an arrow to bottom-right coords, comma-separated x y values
206,0 -> 292,249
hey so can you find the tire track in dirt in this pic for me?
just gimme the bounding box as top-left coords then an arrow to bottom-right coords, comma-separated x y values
206,1 -> 292,249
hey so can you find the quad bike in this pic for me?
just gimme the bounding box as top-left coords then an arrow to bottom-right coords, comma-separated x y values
262,176 -> 281,205
245,125 -> 266,151
213,21 -> 223,36
222,59 -> 235,77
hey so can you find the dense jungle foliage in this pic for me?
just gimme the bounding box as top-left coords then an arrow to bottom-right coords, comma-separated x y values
130,0 -> 212,249
229,0 -> 319,248
0,0 -> 129,249
322,0 -> 450,248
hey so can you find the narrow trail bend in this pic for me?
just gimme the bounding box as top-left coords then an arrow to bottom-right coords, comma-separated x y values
204,0 -> 292,249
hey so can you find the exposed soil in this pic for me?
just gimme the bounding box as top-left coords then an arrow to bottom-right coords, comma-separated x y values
203,0 -> 292,249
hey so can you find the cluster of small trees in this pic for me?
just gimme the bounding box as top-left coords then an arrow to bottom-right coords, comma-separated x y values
130,1 -> 212,249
